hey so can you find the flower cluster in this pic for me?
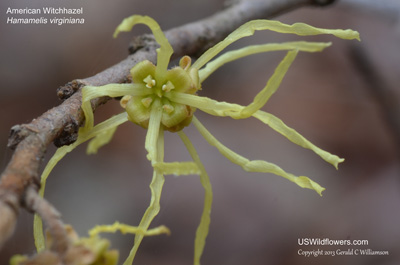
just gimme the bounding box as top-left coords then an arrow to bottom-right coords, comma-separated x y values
33,15 -> 359,265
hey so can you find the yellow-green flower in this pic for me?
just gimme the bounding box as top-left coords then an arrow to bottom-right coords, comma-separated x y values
34,15 -> 359,265
11,225 -> 119,265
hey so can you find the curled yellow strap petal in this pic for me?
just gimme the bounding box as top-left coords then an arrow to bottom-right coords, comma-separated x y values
199,41 -> 331,82
239,50 -> 298,118
34,139 -> 84,252
243,160 -> 325,196
192,19 -> 359,70
87,125 -> 118,155
165,91 -> 243,117
113,15 -> 173,80
145,99 -> 163,162
192,116 -> 324,196
286,21 -> 360,40
153,162 -> 201,176
253,111 -> 344,169
178,131 -> 213,265
89,222 -> 170,237
168,93 -> 343,169
124,127 -> 165,265
34,112 -> 129,252
82,112 -> 129,141
83,84 -> 149,98
81,84 -> 146,132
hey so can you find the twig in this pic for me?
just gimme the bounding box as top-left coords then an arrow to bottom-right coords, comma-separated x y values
339,0 -> 400,23
0,0 -> 336,256
24,187 -> 70,256
348,43 -> 400,157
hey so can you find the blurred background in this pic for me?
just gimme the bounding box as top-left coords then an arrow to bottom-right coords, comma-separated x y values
1,0 -> 400,264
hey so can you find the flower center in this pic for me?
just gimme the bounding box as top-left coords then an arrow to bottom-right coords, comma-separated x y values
120,58 -> 199,132
142,74 -> 175,99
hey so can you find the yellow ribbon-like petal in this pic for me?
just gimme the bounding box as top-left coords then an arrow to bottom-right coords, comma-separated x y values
114,15 -> 173,81
178,131 -> 213,265
193,19 -> 359,70
123,127 -> 165,265
145,99 -> 163,163
34,112 -> 129,252
165,91 -> 242,117
82,84 -> 147,132
167,93 -> 343,169
192,116 -> 325,196
199,41 -> 331,82
153,161 -> 201,176
87,126 -> 118,155
239,50 -> 298,118
89,221 -> 170,237
252,111 -> 344,168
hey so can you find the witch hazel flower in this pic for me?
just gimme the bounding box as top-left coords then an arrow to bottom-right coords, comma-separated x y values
34,15 -> 360,265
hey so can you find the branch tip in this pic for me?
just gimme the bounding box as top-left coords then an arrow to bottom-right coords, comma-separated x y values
57,80 -> 85,100
8,125 -> 30,150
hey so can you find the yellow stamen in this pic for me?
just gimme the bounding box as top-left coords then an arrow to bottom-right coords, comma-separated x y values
143,75 -> 156,88
162,81 -> 175,92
